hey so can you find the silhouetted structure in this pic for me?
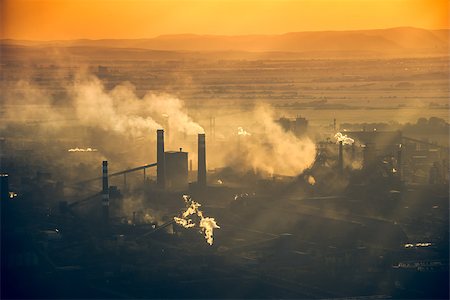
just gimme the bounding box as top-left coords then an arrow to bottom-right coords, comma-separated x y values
102,161 -> 109,224
198,133 -> 206,186
0,173 -> 8,201
165,149 -> 188,191
157,129 -> 166,189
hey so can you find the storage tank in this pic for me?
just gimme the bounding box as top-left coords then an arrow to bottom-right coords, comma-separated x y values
165,149 -> 188,191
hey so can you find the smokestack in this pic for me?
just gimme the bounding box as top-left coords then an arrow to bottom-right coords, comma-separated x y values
102,161 -> 109,224
157,129 -> 166,189
1,173 -> 9,201
338,141 -> 343,173
198,133 -> 206,186
397,144 -> 402,181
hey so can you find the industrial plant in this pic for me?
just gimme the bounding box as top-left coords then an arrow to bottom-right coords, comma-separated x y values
1,110 -> 448,299
0,19 -> 449,297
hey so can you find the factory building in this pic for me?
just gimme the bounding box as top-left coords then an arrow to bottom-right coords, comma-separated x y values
156,130 -> 204,191
347,130 -> 402,158
164,149 -> 188,191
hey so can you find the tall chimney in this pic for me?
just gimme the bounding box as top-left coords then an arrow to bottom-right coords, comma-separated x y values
397,144 -> 402,181
102,161 -> 109,224
198,133 -> 206,186
0,173 -> 8,201
338,141 -> 343,173
157,129 -> 166,189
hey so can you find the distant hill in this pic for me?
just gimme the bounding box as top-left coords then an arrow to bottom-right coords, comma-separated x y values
1,27 -> 448,57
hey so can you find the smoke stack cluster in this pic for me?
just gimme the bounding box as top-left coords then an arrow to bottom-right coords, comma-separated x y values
157,129 -> 166,189
198,133 -> 206,186
102,161 -> 109,224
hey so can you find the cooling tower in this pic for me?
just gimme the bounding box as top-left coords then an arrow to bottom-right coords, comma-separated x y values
157,129 -> 166,189
198,133 -> 206,186
165,149 -> 188,191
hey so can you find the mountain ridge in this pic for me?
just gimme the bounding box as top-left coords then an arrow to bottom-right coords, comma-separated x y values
2,27 -> 448,56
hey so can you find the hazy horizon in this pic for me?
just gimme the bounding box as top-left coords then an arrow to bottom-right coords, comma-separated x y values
1,26 -> 449,42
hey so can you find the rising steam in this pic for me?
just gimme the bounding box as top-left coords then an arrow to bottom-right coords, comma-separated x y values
227,105 -> 316,176
174,195 -> 220,245
71,75 -> 204,138
334,132 -> 355,145
237,127 -> 251,136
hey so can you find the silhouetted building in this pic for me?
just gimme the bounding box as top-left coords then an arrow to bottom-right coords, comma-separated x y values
165,149 -> 188,191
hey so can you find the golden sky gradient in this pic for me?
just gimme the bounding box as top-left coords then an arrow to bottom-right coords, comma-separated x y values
1,0 -> 448,40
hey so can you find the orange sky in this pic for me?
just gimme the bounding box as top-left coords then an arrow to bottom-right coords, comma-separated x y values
1,0 -> 448,40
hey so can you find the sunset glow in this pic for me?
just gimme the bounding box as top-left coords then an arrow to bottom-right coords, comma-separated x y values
1,0 -> 448,40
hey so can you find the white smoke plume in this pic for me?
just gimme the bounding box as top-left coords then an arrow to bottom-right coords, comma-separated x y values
334,132 -> 355,145
174,195 -> 220,245
237,127 -> 251,136
70,75 -> 204,139
71,81 -> 140,135
227,105 -> 316,176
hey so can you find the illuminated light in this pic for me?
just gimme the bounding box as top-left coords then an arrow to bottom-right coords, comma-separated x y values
415,242 -> 432,247
404,242 -> 432,248
9,192 -> 18,199
334,132 -> 354,145
237,127 -> 251,136
392,168 -> 397,173
217,179 -> 223,185
173,195 -> 220,245
307,175 -> 316,185
68,147 -> 98,152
